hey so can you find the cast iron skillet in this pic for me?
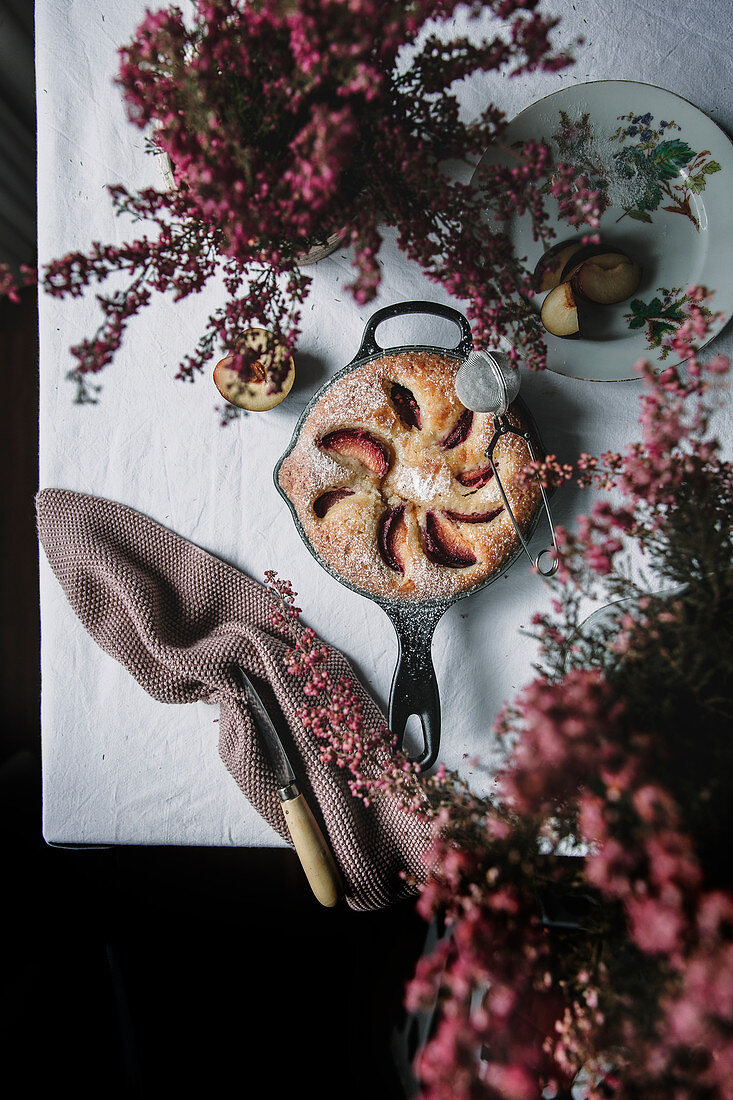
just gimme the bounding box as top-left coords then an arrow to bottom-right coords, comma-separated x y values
274,300 -> 547,771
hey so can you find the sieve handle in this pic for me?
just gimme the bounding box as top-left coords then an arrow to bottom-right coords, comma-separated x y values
353,301 -> 474,362
385,604 -> 445,772
487,420 -> 559,578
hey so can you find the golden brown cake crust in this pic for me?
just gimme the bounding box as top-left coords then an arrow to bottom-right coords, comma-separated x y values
277,350 -> 541,601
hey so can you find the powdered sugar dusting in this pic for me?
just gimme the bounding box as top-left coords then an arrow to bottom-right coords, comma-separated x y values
388,458 -> 452,506
278,350 -> 542,602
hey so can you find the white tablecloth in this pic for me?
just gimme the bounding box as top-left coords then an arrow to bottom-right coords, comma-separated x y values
37,0 -> 733,848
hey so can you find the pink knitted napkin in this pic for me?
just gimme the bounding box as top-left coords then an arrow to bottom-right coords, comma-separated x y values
36,488 -> 434,911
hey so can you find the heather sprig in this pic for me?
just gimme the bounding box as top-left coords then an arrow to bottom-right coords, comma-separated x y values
8,0 -> 595,405
263,570 -> 428,812
0,262 -> 22,303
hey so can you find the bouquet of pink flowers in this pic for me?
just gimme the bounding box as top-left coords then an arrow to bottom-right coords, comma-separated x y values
267,292 -> 733,1099
2,0 -> 593,404
401,298 -> 732,1100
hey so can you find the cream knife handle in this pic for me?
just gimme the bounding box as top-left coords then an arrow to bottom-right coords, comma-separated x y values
281,792 -> 343,908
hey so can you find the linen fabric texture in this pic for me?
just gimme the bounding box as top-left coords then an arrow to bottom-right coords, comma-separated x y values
36,488 -> 433,911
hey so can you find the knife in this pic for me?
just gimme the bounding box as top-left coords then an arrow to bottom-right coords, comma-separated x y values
237,666 -> 344,908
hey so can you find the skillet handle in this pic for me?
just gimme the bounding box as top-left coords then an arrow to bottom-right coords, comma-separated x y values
386,605 -> 445,772
353,300 -> 474,362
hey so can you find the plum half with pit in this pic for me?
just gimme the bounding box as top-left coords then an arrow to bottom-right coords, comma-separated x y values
569,250 -> 642,305
213,327 -> 295,411
539,241 -> 642,338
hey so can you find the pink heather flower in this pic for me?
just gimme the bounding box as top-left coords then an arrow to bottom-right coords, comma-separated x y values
577,791 -> 608,844
631,783 -> 679,825
696,890 -> 733,942
264,571 -> 422,810
497,669 -> 626,815
481,1062 -> 538,1100
584,837 -> 637,900
0,262 -> 21,303
626,895 -> 686,956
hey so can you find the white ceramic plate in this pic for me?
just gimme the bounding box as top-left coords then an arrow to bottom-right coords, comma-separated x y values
472,80 -> 733,381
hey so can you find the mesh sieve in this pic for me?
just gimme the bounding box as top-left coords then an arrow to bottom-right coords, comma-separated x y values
455,349 -> 520,416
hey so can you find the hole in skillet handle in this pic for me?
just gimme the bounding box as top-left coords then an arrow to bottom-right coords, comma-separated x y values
389,660 -> 441,773
401,715 -> 429,761
353,300 -> 474,363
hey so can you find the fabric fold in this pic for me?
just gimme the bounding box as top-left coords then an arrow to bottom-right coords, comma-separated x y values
37,488 -> 432,911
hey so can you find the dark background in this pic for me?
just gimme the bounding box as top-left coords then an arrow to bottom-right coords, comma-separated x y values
0,6 -> 429,1096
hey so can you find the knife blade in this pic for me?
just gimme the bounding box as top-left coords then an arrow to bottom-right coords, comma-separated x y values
237,666 -> 343,908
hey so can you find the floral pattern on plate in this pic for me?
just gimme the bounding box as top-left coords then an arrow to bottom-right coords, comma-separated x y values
471,81 -> 733,381
624,286 -> 712,357
550,109 -> 721,231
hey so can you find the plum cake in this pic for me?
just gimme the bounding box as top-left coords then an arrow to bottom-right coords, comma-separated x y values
277,350 -> 542,601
